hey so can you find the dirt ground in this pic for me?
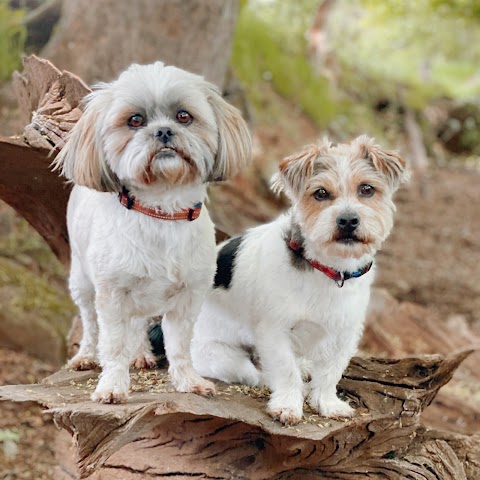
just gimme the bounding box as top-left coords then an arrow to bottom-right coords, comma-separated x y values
376,167 -> 480,332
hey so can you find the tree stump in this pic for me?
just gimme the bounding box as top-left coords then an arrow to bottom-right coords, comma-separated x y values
1,350 -> 478,479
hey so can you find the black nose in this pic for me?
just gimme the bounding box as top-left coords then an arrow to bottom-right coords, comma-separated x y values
336,212 -> 360,232
155,128 -> 175,144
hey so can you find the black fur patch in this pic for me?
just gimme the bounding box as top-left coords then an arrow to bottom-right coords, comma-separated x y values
283,221 -> 312,272
148,322 -> 167,366
214,236 -> 243,289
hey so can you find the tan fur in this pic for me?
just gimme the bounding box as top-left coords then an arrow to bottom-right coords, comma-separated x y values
205,85 -> 252,181
149,157 -> 199,185
52,90 -> 122,193
353,134 -> 409,189
281,135 -> 409,261
271,138 -> 331,196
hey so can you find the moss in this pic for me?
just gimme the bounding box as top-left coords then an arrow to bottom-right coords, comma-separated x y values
0,212 -> 66,282
0,0 -> 26,83
0,257 -> 74,339
231,5 -> 336,129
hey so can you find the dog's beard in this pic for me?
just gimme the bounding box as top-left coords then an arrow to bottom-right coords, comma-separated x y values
301,215 -> 380,260
108,136 -> 210,188
141,148 -> 199,185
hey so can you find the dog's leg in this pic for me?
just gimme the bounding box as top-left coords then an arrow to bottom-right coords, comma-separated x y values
67,257 -> 99,371
91,288 -> 131,403
257,330 -> 304,425
307,336 -> 357,418
192,340 -> 263,387
129,317 -> 157,369
162,309 -> 216,396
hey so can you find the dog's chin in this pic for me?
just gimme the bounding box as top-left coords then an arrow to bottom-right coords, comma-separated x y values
323,234 -> 375,259
136,148 -> 199,186
153,147 -> 183,162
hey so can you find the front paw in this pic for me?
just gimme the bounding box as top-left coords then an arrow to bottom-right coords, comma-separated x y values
92,370 -> 130,403
267,405 -> 303,426
309,393 -> 355,418
67,353 -> 99,371
267,391 -> 304,426
91,387 -> 128,404
170,369 -> 216,397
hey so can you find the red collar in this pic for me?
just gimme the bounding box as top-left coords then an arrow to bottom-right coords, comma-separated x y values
118,188 -> 202,221
288,240 -> 372,288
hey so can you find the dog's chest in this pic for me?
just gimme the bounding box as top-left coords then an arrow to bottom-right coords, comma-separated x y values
280,276 -> 370,329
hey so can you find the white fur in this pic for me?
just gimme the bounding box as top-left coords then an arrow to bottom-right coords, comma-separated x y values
192,215 -> 371,422
56,62 -> 252,403
192,136 -> 407,424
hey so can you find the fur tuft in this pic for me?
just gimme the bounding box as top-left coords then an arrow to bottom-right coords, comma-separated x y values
205,85 -> 252,182
51,88 -> 122,192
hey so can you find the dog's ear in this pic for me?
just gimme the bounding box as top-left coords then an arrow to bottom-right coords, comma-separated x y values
52,88 -> 121,192
205,85 -> 252,182
356,135 -> 410,191
272,139 -> 330,198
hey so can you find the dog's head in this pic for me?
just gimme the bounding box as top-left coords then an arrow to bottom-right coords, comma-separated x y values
272,135 -> 409,263
53,62 -> 252,192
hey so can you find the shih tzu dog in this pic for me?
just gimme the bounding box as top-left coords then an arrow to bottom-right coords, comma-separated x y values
189,136 -> 409,424
53,62 -> 252,403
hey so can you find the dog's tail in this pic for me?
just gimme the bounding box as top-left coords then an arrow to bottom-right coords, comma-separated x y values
148,322 -> 167,366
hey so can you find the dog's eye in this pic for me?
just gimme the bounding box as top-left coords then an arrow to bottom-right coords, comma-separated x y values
176,110 -> 193,125
359,184 -> 375,197
127,114 -> 145,128
314,188 -> 330,201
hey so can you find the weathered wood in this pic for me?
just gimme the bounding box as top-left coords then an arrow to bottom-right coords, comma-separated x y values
0,56 -> 89,264
0,350 -> 476,479
12,55 -> 90,148
364,288 -> 480,435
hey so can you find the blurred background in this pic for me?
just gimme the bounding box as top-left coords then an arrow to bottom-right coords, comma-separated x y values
0,0 -> 479,478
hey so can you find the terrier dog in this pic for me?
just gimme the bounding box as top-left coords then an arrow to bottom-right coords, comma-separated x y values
190,136 -> 408,424
53,62 -> 252,403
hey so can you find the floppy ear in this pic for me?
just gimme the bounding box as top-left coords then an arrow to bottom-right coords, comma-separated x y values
356,135 -> 410,191
271,139 -> 331,198
205,86 -> 252,181
51,88 -> 121,192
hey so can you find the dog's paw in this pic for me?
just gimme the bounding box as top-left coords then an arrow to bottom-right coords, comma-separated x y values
91,387 -> 128,404
130,353 -> 157,370
312,397 -> 355,418
267,406 -> 303,426
170,371 -> 216,397
189,379 -> 216,397
67,354 -> 99,371
267,389 -> 304,425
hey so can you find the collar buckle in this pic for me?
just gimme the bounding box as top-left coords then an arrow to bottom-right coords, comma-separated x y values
335,272 -> 345,288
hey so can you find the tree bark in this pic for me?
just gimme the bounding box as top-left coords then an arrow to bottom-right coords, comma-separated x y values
41,0 -> 239,87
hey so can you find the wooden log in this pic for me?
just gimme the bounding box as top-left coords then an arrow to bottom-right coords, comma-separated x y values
0,350 -> 477,479
0,136 -> 70,263
0,56 -> 89,264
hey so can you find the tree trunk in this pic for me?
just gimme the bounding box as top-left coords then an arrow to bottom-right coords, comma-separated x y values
41,0 -> 239,87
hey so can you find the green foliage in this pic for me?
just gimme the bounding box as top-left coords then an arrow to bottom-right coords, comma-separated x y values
0,0 -> 26,83
231,1 -> 336,128
329,0 -> 480,106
